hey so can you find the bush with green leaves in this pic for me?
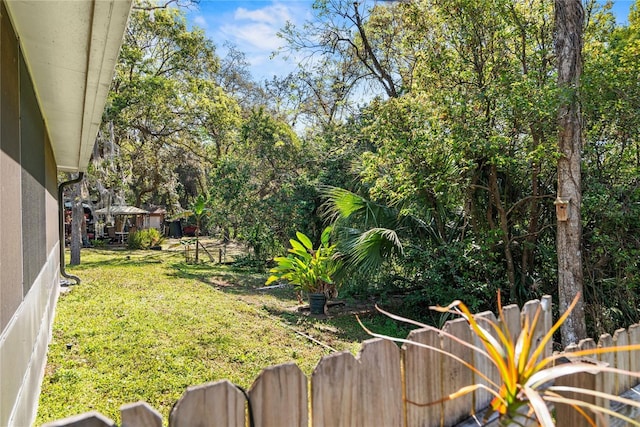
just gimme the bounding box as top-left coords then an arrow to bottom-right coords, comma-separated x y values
127,228 -> 164,250
266,226 -> 341,296
90,239 -> 107,248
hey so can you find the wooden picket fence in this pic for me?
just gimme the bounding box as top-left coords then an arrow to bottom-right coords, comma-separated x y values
43,296 -> 640,427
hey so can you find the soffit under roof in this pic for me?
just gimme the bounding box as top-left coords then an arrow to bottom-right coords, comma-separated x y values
5,0 -> 132,172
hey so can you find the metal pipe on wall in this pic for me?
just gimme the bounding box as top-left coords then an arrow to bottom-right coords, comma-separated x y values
57,172 -> 84,285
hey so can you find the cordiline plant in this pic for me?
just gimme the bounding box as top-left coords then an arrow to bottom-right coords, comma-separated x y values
360,293 -> 640,426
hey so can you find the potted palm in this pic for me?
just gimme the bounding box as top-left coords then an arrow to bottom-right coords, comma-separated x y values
266,226 -> 341,315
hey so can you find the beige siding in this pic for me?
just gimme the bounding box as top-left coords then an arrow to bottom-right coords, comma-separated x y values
0,248 -> 59,426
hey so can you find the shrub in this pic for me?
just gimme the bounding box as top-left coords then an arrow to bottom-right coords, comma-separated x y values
127,229 -> 164,250
90,239 -> 107,248
266,227 -> 341,296
146,228 -> 163,247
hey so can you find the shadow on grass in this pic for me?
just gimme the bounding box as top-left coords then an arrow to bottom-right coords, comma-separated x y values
65,248 -> 172,271
162,259 -> 407,344
164,259 -> 297,298
260,301 -> 414,346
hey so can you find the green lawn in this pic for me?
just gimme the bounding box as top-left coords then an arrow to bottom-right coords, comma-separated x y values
36,246 -> 406,425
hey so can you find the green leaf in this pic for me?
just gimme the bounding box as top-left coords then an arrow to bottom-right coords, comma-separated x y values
296,231 -> 314,251
321,226 -> 333,246
265,275 -> 280,285
289,239 -> 308,254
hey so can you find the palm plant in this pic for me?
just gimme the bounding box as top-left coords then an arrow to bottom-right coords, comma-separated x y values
321,185 -> 468,279
188,194 -> 210,263
361,292 -> 640,426
321,186 -> 411,275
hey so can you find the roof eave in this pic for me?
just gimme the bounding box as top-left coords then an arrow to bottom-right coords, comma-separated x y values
5,0 -> 132,172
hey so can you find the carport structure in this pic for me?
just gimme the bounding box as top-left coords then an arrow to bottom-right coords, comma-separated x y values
94,206 -> 150,242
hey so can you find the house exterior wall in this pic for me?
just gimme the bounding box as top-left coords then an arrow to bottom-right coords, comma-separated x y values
0,3 -> 62,426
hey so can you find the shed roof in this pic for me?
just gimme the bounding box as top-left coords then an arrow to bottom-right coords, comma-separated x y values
94,206 -> 149,215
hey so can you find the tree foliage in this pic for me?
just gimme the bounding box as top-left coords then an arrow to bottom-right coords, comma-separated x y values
88,0 -> 640,336
93,3 -> 240,212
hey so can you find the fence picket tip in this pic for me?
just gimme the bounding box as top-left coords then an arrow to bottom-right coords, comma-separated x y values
41,411 -> 116,427
170,379 -> 245,427
120,401 -> 162,427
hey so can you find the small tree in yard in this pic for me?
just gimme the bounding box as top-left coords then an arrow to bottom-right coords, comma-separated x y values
189,194 -> 210,263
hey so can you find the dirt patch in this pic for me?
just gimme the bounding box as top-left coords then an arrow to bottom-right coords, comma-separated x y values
207,277 -> 234,287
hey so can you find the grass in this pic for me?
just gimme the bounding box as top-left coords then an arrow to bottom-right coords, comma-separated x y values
36,245 -> 410,425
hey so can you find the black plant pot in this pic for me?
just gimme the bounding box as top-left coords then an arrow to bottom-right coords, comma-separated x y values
309,293 -> 327,315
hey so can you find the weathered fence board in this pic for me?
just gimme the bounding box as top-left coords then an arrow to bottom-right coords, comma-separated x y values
598,333 -> 617,401
501,303 -> 521,344
473,311 -> 500,414
43,411 -> 116,427
628,323 -> 640,388
614,328 -> 631,393
441,318 -> 474,426
404,328 -> 442,427
521,299 -> 547,363
42,298 -> 640,427
580,339 -> 609,427
311,350 -> 359,426
249,363 -> 307,427
121,402 -> 162,427
555,339 -> 607,427
541,296 -> 553,358
357,338 -> 403,427
170,380 -> 245,427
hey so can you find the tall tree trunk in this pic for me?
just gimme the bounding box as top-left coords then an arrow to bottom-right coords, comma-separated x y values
521,129 -> 542,292
70,175 -> 83,266
555,0 -> 587,346
489,164 -> 516,301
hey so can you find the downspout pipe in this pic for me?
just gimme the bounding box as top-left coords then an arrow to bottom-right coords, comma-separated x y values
58,172 -> 84,285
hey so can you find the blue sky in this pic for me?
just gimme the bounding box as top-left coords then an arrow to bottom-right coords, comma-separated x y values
611,0 -> 634,23
186,0 -> 314,80
186,0 -> 635,82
